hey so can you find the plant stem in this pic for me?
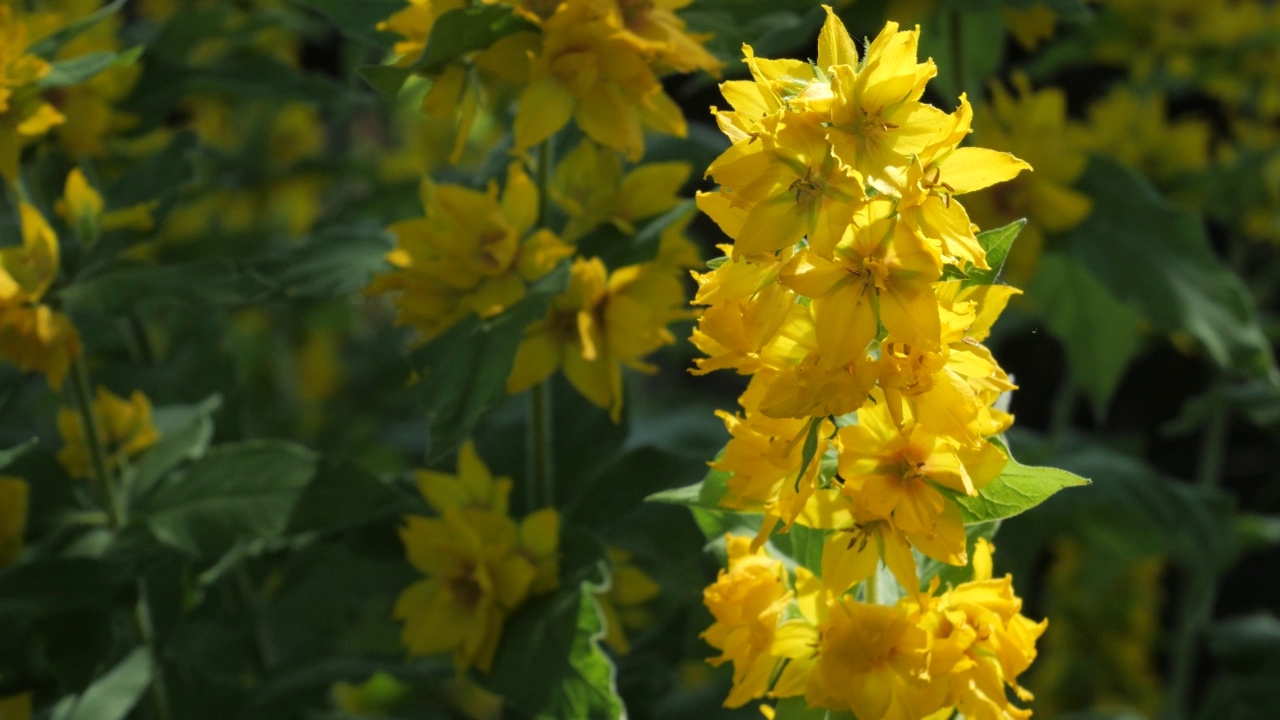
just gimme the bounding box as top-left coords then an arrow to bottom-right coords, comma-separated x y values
525,138 -> 556,511
1165,381 -> 1230,719
68,356 -> 121,526
69,355 -> 172,720
527,381 -> 554,509
864,567 -> 880,605
133,577 -> 174,720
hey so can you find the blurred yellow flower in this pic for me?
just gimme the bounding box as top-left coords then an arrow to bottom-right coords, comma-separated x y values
368,163 -> 574,341
552,139 -> 691,241
0,204 -> 80,388
0,6 -> 65,181
596,547 -> 661,654
701,535 -> 791,708
56,387 -> 160,481
0,476 -> 28,568
507,255 -> 687,421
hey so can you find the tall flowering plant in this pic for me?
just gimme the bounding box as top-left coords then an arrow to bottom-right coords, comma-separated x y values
653,9 -> 1088,717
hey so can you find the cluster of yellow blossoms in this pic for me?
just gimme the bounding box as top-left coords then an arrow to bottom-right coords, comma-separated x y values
692,10 -> 1045,715
706,535 -> 1044,718
395,441 -> 560,672
371,0 -> 707,420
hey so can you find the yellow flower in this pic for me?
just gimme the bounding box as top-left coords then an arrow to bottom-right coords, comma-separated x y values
397,441 -> 560,672
701,113 -> 865,259
804,597 -> 941,719
836,398 -> 1006,567
552,139 -> 691,241
602,0 -> 722,76
824,21 -> 946,182
964,73 -> 1092,284
56,387 -> 160,480
595,547 -> 661,654
0,6 -> 65,181
0,692 -> 31,720
507,256 -> 687,421
415,440 -> 513,517
907,541 -> 1047,719
368,163 -> 573,341
513,0 -> 686,160
47,0 -> 140,157
885,95 -> 1031,270
396,508 -> 533,673
779,197 -> 943,365
0,204 -> 80,388
0,476 -> 27,568
701,535 -> 791,708
377,0 -> 466,62
1074,86 -> 1211,187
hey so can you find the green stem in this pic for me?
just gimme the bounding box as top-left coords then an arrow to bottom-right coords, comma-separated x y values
864,567 -> 880,606
525,138 -> 556,511
133,577 -> 174,720
1196,383 -> 1229,488
234,566 -> 277,674
68,356 -> 121,526
69,355 -> 172,720
527,381 -> 554,510
1165,382 -> 1230,719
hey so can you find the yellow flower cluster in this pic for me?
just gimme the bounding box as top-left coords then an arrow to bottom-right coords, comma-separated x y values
0,5 -> 65,182
0,200 -> 80,389
693,9 -> 1045,713
373,0 -> 710,420
395,441 -> 560,673
704,536 -> 1045,718
56,385 -> 160,481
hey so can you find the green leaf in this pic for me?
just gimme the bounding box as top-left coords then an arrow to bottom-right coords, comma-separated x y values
60,259 -> 275,316
130,396 -> 221,502
1028,252 -> 1141,418
963,218 -> 1025,287
646,464 -> 729,510
795,417 -> 822,493
599,200 -> 696,268
410,263 -> 568,461
358,64 -> 413,97
1066,156 -> 1276,378
1200,614 -> 1280,719
51,648 -> 154,720
770,524 -> 826,577
292,0 -> 405,46
489,586 -> 623,719
38,46 -> 144,89
0,558 -> 128,618
141,440 -> 318,558
950,437 -> 1090,523
256,225 -> 393,300
0,438 -> 37,471
410,6 -> 539,76
29,0 -> 128,57
285,459 -> 404,535
104,131 -> 197,209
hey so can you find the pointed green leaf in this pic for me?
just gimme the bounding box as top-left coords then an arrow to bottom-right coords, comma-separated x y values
141,441 -> 318,558
38,46 -> 144,89
29,0 -> 128,57
950,438 -> 1090,523
409,6 -> 538,76
963,218 -> 1025,287
0,439 -> 37,471
130,396 -> 221,501
51,648 -> 153,720
1028,252 -> 1141,418
1067,156 -> 1275,378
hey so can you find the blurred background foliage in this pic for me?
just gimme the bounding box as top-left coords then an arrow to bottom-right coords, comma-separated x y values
0,0 -> 1278,718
